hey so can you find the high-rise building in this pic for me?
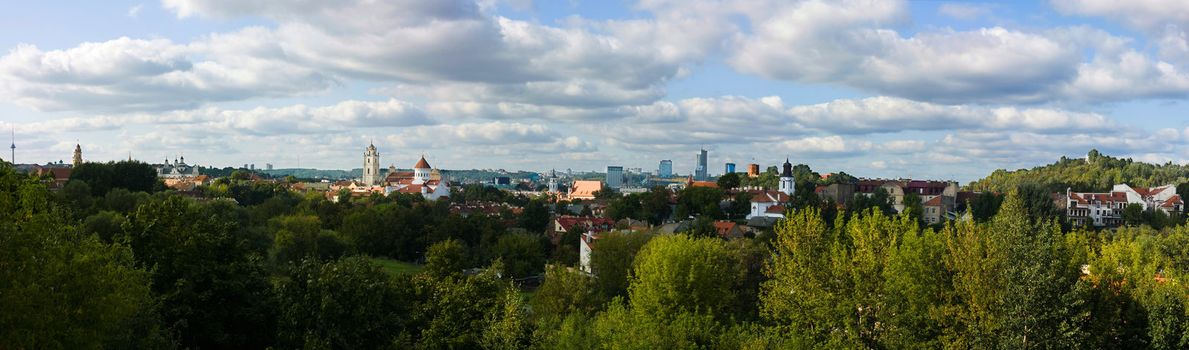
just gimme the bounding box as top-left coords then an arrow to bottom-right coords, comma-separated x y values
724,162 -> 736,175
695,149 -> 708,181
658,160 -> 673,178
362,143 -> 380,186
606,166 -> 624,189
747,164 -> 760,178
266,163 -> 274,171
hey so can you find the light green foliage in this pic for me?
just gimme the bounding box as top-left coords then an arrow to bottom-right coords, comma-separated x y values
531,265 -> 601,320
629,234 -> 739,321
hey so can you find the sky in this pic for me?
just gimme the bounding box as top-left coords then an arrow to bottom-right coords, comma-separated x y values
2,0 -> 1189,182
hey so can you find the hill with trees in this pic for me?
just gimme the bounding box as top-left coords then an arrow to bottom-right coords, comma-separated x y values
968,149 -> 1189,193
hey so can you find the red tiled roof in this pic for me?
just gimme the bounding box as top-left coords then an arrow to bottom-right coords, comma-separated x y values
751,191 -> 789,203
413,156 -> 431,169
765,205 -> 786,214
923,196 -> 943,206
1162,195 -> 1183,208
555,216 -> 615,233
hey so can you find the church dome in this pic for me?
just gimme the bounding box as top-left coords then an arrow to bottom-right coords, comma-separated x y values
413,156 -> 431,169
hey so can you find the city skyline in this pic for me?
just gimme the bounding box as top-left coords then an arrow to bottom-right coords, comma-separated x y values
3,1 -> 1189,183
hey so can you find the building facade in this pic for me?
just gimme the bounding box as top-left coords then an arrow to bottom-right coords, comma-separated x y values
724,162 -> 736,175
1061,184 -> 1183,227
747,163 -> 760,178
658,160 -> 673,178
606,166 -> 624,189
695,149 -> 708,181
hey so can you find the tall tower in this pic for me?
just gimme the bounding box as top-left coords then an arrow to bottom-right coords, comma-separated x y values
72,144 -> 82,167
779,158 -> 795,196
548,169 -> 559,193
412,155 -> 431,184
695,148 -> 708,181
9,128 -> 14,164
362,143 -> 380,186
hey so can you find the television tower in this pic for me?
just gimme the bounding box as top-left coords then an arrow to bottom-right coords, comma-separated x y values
8,128 -> 14,164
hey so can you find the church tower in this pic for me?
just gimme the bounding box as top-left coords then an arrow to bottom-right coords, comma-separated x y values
72,144 -> 82,167
779,158 -> 795,196
547,169 -> 559,193
362,143 -> 380,186
412,155 -> 431,185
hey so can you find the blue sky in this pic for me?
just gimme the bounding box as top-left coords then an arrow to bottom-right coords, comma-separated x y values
2,0 -> 1189,183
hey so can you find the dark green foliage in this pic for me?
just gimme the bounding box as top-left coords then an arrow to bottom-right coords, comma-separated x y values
848,187 -> 895,217
0,168 -> 167,349
275,257 -> 411,349
901,191 -> 924,225
519,199 -> 551,233
69,160 -> 159,196
716,172 -> 741,190
966,191 -> 1003,222
120,195 -> 276,349
493,231 -> 548,278
269,214 -> 347,265
675,186 -> 724,219
590,232 -> 654,300
81,210 -> 127,243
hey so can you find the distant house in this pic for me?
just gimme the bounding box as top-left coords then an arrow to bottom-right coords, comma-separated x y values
33,166 -> 72,190
747,191 -> 789,220
1060,184 -> 1183,227
713,220 -> 744,239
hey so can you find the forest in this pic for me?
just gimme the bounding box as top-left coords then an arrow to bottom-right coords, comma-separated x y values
968,149 -> 1189,193
3,159 -> 1189,349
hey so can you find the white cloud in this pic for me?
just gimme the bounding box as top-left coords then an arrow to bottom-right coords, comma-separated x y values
938,3 -> 993,20
779,136 -> 872,155
1051,0 -> 1189,32
127,4 -> 144,18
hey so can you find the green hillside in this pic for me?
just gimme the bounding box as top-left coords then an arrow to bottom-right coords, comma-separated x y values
967,149 -> 1189,193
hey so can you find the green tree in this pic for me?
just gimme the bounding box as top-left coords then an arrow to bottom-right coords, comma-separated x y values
630,234 -> 739,321
425,239 -> 468,278
901,191 -> 924,225
120,195 -> 276,349
519,199 -> 551,233
492,232 -> 548,278
590,232 -> 654,300
1122,203 -> 1145,226
716,172 -> 741,190
531,265 -> 601,321
967,191 -> 1003,222
275,257 -> 411,349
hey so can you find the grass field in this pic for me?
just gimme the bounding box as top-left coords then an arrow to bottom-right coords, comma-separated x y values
369,257 -> 424,276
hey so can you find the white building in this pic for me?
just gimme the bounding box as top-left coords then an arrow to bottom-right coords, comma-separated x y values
748,191 -> 790,220
156,156 -> 200,179
1063,184 -> 1184,227
381,156 -> 451,201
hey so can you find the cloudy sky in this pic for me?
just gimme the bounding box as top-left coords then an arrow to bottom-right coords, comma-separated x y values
3,0 -> 1189,182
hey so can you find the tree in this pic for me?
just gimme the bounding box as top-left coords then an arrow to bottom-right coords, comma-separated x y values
683,215 -> 718,238
967,191 -> 1004,222
70,160 -> 158,196
275,257 -> 411,349
425,239 -> 468,278
519,199 -> 551,233
120,195 -> 276,349
531,265 -> 601,320
492,232 -> 548,278
1122,203 -> 1145,226
675,186 -> 724,219
269,214 -> 347,265
901,191 -> 924,225
717,172 -> 741,190
640,187 -> 673,225
630,235 -> 739,321
590,232 -> 654,300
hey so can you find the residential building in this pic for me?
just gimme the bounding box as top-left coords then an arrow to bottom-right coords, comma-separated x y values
695,148 -> 708,181
658,159 -> 673,178
714,220 -> 744,239
606,166 -> 624,189
815,183 -> 855,206
1061,184 -> 1184,227
724,162 -> 736,175
856,178 -> 959,220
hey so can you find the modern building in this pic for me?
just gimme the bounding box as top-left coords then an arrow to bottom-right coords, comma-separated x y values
724,162 -> 736,175
747,163 -> 760,178
606,166 -> 624,189
695,149 -> 708,181
1061,184 -> 1184,227
266,163 -> 274,171
362,143 -> 381,186
658,159 -> 673,178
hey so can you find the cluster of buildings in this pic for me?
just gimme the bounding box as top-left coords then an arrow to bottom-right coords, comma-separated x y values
1059,184 -> 1184,227
332,143 -> 451,201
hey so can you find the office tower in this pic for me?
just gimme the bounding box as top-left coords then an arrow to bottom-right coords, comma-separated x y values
658,159 -> 673,178
606,166 -> 624,189
724,162 -> 736,175
695,148 -> 708,181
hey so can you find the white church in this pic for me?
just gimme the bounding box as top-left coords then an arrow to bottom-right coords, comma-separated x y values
359,143 -> 450,201
747,158 -> 795,220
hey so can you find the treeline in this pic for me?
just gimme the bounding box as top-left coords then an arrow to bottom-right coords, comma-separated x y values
7,159 -> 1189,349
969,149 -> 1189,194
